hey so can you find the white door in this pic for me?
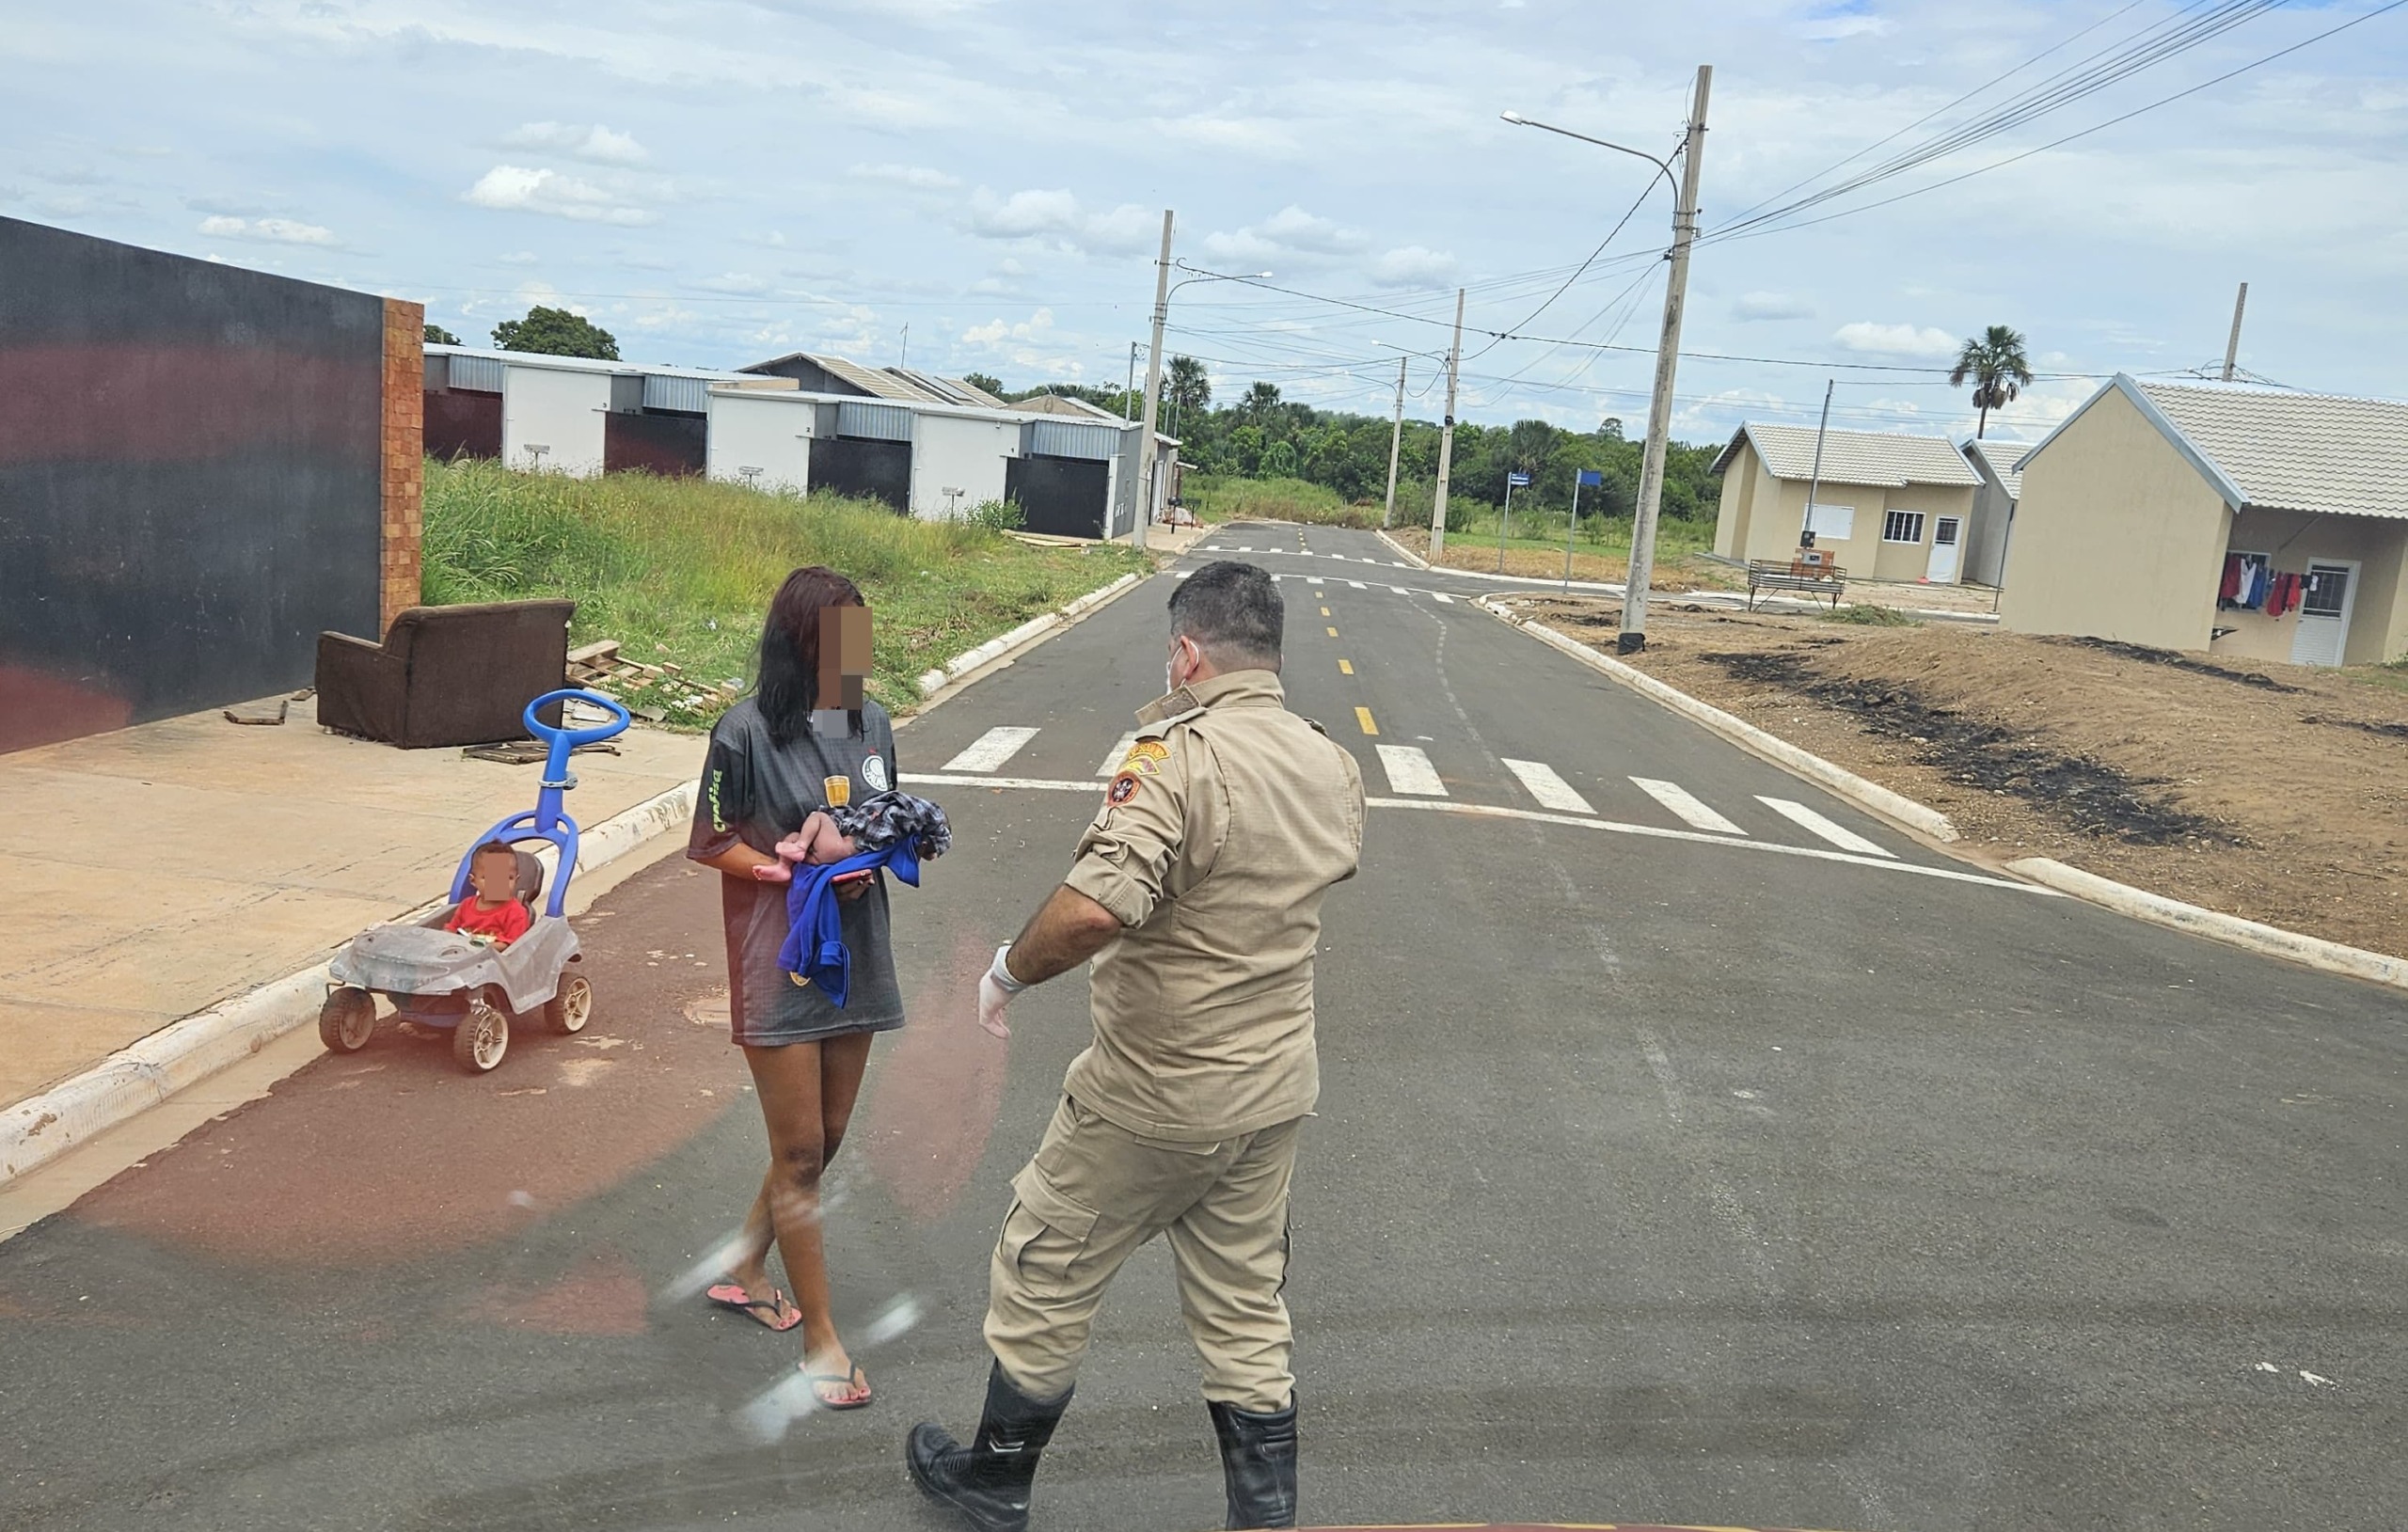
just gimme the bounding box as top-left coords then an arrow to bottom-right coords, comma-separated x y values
1924,516 -> 1962,582
2289,561 -> 2358,667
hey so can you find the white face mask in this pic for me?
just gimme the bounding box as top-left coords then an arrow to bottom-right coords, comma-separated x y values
1164,638 -> 1189,695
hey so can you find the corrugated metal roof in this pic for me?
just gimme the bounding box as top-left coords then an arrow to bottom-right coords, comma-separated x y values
2134,378 -> 2408,520
1028,419 -> 1122,461
1713,422 -> 1982,488
1962,437 -> 2025,499
834,401 -> 913,441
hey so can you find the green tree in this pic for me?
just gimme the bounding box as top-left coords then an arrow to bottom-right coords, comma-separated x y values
1167,355 -> 1211,424
1240,381 -> 1282,420
492,305 -> 620,360
1950,324 -> 2033,439
424,322 -> 462,346
960,371 -> 1005,397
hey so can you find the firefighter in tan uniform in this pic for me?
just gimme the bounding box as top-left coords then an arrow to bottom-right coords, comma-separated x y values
909,561 -> 1365,1532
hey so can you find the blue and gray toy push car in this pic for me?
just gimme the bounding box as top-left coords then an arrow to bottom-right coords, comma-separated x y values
320,688 -> 632,1074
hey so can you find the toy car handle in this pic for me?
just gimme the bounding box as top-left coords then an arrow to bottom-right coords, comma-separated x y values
525,687 -> 631,750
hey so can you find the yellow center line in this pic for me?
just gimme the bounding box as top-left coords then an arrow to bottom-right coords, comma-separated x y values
1354,705 -> 1378,736
1321,606 -> 1331,617
1326,625 -> 1339,638
1338,658 -> 1354,675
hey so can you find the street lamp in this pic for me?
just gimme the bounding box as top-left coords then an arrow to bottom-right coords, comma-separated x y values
1146,262 -> 1272,493
1499,69 -> 1711,654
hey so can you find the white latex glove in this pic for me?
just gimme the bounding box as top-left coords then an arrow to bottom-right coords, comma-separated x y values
978,944 -> 1025,1039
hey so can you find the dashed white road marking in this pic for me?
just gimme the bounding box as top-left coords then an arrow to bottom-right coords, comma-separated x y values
1758,796 -> 1893,856
1390,585 -> 1412,595
1502,759 -> 1594,814
941,726 -> 1039,773
1374,745 -> 1449,797
1433,592 -> 1455,604
1346,579 -> 1366,590
1632,777 -> 1746,835
1096,731 -> 1142,777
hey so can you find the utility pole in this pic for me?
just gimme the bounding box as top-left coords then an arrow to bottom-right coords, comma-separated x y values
1381,355 -> 1406,529
900,323 -> 909,369
1622,62 -> 1711,654
1126,340 -> 1139,420
2222,281 -> 2248,382
1801,378 -> 1833,543
1133,210 -> 1174,552
1431,288 -> 1465,559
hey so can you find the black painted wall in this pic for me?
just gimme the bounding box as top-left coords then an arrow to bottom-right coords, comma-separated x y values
1007,454 -> 1111,539
604,411 -> 706,476
809,436 -> 911,513
0,217 -> 386,753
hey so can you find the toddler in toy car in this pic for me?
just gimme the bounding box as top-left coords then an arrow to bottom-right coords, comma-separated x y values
444,840 -> 532,948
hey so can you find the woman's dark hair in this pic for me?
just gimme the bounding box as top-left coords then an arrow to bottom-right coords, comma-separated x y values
755,566 -> 865,745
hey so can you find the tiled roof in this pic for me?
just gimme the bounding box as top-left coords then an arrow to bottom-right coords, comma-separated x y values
1962,436 -> 2026,499
2135,379 -> 2408,520
1713,422 -> 1982,488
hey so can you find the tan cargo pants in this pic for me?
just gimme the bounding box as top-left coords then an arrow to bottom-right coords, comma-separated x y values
983,1096 -> 1301,1413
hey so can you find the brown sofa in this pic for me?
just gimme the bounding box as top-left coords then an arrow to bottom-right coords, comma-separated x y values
316,600 -> 574,749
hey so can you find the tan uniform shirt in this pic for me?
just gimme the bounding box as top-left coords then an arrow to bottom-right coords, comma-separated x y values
1060,668 -> 1366,1142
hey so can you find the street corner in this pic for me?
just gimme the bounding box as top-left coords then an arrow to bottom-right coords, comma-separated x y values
61,858 -> 747,1270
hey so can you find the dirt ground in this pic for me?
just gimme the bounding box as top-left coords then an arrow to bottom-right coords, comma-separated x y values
1504,593 -> 2408,959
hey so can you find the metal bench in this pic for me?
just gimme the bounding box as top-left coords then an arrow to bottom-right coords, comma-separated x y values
1745,560 -> 1848,611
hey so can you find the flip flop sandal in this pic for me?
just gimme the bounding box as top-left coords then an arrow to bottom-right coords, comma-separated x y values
705,1281 -> 802,1333
803,1361 -> 873,1411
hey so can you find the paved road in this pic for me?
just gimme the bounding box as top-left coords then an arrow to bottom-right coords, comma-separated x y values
5,522 -> 2403,1532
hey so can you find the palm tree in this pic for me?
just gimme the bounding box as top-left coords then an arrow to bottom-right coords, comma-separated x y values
1950,324 -> 2034,438
1166,355 -> 1210,436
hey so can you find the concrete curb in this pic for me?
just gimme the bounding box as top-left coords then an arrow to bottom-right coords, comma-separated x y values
0,779 -> 699,1187
2006,857 -> 2408,992
1373,529 -> 1430,570
1478,596 -> 1961,845
917,571 -> 1148,699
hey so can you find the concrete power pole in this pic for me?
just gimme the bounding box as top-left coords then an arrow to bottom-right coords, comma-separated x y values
1381,355 -> 1407,529
1134,210 -> 1174,552
2222,281 -> 2249,382
1431,288 -> 1465,559
1622,62 -> 1712,655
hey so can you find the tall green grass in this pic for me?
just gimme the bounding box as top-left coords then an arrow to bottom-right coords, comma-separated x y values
423,459 -> 1149,722
1185,475 -> 1383,528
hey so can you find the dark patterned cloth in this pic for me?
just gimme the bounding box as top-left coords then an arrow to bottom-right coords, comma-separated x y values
830,789 -> 952,860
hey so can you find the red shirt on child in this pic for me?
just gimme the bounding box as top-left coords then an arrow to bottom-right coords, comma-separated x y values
446,897 -> 531,947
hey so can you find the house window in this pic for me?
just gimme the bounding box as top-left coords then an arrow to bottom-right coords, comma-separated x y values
1881,510 -> 1926,544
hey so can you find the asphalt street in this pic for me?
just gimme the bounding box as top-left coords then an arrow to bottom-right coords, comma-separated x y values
4,522 -> 2403,1532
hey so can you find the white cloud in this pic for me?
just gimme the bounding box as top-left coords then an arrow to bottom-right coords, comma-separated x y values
961,307 -> 1054,345
695,272 -> 771,293
1204,205 -> 1364,264
1798,8 -> 1892,40
848,162 -> 959,190
1370,245 -> 1459,287
1733,291 -> 1814,322
964,189 -> 1156,257
463,166 -> 657,226
1832,321 -> 1959,358
1147,116 -> 1300,156
498,249 -> 540,265
197,214 -> 337,245
499,122 -> 650,166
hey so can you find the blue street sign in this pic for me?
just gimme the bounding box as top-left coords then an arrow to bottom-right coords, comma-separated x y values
1507,471 -> 1531,487
1576,469 -> 1604,487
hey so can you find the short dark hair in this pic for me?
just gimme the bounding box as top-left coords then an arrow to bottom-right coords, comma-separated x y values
1168,561 -> 1283,671
472,840 -> 518,864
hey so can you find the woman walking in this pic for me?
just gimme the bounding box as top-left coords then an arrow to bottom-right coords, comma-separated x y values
688,566 -> 903,1410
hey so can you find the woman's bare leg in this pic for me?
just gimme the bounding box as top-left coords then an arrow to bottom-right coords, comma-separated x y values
742,1033 -> 878,1397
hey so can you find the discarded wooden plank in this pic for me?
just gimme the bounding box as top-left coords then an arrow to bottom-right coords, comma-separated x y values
567,640 -> 622,667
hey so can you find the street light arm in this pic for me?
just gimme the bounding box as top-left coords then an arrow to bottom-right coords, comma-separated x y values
1168,260 -> 1274,296
1500,111 -> 1679,196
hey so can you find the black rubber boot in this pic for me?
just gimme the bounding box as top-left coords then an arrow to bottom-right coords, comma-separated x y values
906,1360 -> 1072,1532
1207,1395 -> 1298,1530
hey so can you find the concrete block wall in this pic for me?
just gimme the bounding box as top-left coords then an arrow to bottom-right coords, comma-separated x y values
381,298 -> 425,630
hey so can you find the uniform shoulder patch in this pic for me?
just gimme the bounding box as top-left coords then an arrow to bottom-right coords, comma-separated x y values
1104,770 -> 1142,807
1118,738 -> 1171,776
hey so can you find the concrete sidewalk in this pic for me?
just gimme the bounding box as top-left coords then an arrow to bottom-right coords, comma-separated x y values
0,695 -> 704,1110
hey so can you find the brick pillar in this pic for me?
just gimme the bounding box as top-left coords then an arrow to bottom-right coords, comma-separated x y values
380,297 -> 426,631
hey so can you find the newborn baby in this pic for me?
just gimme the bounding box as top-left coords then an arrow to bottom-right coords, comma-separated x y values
773,809 -> 857,868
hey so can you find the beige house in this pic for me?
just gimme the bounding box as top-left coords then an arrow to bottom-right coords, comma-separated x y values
1712,423 -> 1984,584
2002,374 -> 2408,667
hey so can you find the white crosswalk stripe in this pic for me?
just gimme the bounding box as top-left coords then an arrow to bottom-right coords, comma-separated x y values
1503,759 -> 1593,813
1758,797 -> 1893,856
942,726 -> 1039,773
1097,731 -> 1142,778
1631,777 -> 1745,835
1374,745 -> 1449,797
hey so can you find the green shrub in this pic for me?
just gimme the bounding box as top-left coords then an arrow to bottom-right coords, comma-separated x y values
1821,602 -> 1921,626
965,498 -> 1026,533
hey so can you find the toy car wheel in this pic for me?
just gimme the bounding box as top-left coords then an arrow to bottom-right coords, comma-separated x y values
546,973 -> 593,1034
453,1000 -> 510,1074
318,988 -> 376,1052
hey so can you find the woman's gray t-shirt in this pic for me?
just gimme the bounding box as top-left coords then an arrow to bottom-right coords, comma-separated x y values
687,698 -> 905,1043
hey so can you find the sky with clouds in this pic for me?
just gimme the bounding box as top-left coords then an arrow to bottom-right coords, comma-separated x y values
8,0 -> 2406,445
